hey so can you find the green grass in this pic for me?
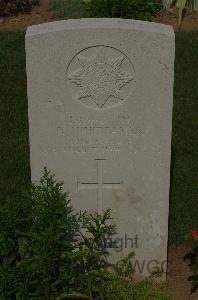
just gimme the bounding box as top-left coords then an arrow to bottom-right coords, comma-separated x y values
0,32 -> 30,201
169,32 -> 198,245
0,30 -> 197,245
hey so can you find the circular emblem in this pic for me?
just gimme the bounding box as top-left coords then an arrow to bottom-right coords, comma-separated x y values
66,46 -> 135,110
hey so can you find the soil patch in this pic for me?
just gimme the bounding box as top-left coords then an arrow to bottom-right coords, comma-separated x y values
167,246 -> 198,300
157,7 -> 198,32
0,0 -> 59,32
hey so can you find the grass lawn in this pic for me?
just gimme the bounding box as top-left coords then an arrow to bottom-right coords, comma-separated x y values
0,31 -> 197,245
169,32 -> 198,244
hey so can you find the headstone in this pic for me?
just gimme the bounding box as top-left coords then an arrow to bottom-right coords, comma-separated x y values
26,19 -> 175,276
192,0 -> 198,10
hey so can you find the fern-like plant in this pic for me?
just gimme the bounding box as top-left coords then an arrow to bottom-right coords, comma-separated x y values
0,168 -> 116,299
162,0 -> 175,9
162,0 -> 195,27
176,0 -> 198,27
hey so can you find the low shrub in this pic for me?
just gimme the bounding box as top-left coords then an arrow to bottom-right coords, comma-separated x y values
0,168 -> 171,299
102,252 -> 171,300
104,276 -> 171,300
0,168 -> 115,299
49,0 -> 162,21
0,0 -> 39,17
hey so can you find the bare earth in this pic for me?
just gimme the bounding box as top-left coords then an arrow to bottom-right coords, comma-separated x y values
157,7 -> 198,32
0,0 -> 59,31
167,246 -> 197,300
0,1 -> 197,299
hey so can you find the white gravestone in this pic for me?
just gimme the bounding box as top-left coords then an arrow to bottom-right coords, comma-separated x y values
26,19 -> 175,276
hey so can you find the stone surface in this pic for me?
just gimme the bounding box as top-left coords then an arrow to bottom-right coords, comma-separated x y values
26,18 -> 175,276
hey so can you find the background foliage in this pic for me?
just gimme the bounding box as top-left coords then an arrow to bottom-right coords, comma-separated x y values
49,0 -> 84,19
49,0 -> 162,21
0,0 -> 38,17
82,0 -> 162,20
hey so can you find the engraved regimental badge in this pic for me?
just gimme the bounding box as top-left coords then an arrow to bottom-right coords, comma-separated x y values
66,46 -> 135,110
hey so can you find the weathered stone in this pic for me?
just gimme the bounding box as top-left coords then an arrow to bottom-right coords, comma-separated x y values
26,18 -> 175,276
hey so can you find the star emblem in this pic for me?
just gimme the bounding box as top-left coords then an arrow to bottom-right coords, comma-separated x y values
67,47 -> 134,108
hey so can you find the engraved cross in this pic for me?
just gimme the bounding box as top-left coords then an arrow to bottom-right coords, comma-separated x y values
77,159 -> 123,213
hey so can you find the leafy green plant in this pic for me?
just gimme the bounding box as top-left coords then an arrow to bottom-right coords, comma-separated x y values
79,211 -> 116,298
59,210 -> 116,299
0,168 -> 115,299
17,168 -> 81,299
102,253 -> 171,300
50,0 -> 162,21
114,252 -> 135,278
79,210 -> 116,270
0,190 -> 33,299
104,277 -> 171,300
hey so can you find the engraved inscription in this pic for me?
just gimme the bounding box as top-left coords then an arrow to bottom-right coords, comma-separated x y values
55,113 -> 144,154
66,46 -> 135,110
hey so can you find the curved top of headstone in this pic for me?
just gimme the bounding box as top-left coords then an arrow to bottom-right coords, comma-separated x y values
26,18 -> 174,37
